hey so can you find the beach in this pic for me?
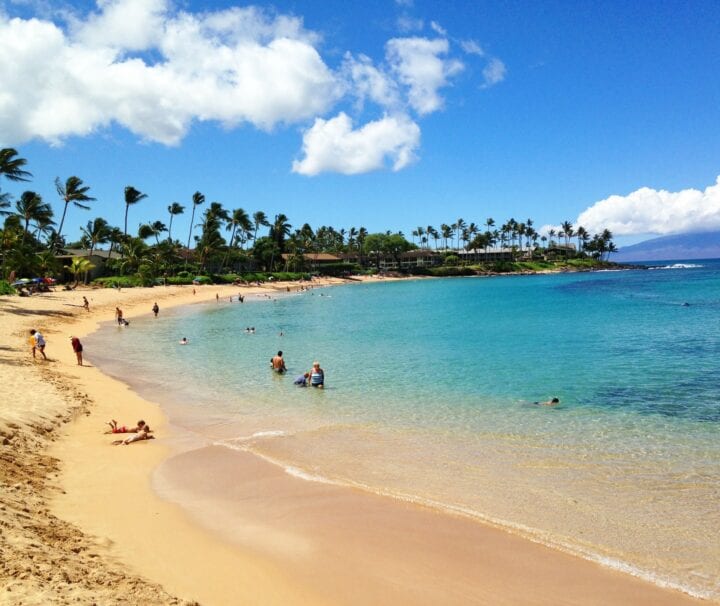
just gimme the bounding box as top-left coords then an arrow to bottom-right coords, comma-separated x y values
0,279 -> 709,605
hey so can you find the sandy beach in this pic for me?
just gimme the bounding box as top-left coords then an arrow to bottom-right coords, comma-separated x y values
0,279 -> 708,605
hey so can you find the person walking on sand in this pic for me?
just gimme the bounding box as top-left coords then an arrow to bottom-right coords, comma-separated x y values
70,336 -> 83,366
29,329 -> 47,360
272,351 -> 287,373
82,296 -> 89,311
115,307 -> 124,326
152,302 -> 159,317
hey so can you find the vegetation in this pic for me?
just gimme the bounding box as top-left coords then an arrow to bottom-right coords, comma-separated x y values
0,148 -> 621,291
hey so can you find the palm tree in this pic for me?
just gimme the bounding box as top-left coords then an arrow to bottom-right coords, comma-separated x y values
440,224 -> 453,250
15,191 -> 53,244
65,256 -> 95,287
80,218 -> 110,282
167,202 -> 185,242
561,221 -> 574,248
548,228 -> 556,247
223,207 -> 251,271
252,211 -> 269,243
55,176 -> 95,246
123,186 -> 147,238
576,226 -> 589,254
186,191 -> 205,265
0,190 -> 12,216
0,148 -> 32,184
454,218 -> 466,250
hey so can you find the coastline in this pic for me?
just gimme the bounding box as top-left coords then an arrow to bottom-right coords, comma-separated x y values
0,279 -> 708,605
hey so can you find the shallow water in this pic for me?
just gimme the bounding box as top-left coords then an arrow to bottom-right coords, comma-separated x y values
87,263 -> 720,600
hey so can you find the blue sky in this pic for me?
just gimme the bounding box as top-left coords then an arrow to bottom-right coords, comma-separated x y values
1,0 -> 719,246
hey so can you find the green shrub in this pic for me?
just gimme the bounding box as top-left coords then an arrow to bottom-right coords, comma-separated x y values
176,270 -> 192,279
0,280 -> 17,295
428,266 -> 475,277
443,254 -> 459,266
192,275 -> 213,285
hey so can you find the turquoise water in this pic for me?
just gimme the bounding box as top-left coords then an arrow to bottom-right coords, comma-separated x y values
87,263 -> 720,600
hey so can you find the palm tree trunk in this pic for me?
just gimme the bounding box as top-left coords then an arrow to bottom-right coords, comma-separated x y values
185,206 -> 197,270
57,202 -> 69,245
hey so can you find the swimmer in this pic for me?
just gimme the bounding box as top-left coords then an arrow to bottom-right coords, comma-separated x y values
271,351 -> 287,373
179,337 -> 189,345
534,397 -> 560,406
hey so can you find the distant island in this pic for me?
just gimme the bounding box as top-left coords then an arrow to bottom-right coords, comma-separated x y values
614,231 -> 720,262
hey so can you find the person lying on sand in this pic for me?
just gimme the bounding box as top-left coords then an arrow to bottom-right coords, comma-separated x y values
105,419 -> 149,434
112,425 -> 155,445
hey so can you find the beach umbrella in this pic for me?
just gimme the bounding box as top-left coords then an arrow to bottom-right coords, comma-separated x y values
12,278 -> 30,286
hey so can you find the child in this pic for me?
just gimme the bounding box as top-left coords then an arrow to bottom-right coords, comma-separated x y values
105,419 -> 147,434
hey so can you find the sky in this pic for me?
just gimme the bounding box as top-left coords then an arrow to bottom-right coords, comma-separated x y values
1,0 -> 720,247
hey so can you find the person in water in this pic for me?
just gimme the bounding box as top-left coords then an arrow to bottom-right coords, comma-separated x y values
535,397 -> 560,406
179,337 -> 189,345
294,372 -> 309,387
271,351 -> 287,373
152,302 -> 159,317
308,361 -> 324,388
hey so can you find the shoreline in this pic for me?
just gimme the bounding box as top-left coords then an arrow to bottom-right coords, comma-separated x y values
0,279 -> 709,605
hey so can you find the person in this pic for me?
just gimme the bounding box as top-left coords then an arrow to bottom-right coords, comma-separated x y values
272,351 -> 287,373
294,372 -> 309,387
309,361 -> 324,388
534,397 -> 560,406
152,302 -> 159,317
192,288 -> 196,295
82,296 -> 90,311
70,336 -> 83,366
179,337 -> 189,345
238,294 -> 244,303
112,425 -> 155,445
216,293 -> 219,302
106,419 -> 147,433
115,307 -> 124,326
29,329 -> 47,360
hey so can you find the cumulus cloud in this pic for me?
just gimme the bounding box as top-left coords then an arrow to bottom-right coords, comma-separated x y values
292,112 -> 421,176
386,37 -> 463,114
482,57 -> 506,87
343,53 -> 401,110
0,3 -> 339,145
0,1 -> 492,176
576,177 -> 720,236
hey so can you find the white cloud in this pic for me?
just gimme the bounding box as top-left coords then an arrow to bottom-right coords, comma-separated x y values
292,112 -> 420,176
0,4 -> 340,145
430,21 -> 446,36
576,177 -> 720,236
343,53 -> 400,110
0,2 -> 479,176
460,39 -> 484,56
396,14 -> 423,33
482,57 -> 506,87
386,37 -> 463,114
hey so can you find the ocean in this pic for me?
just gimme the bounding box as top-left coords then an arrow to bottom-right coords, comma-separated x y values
86,261 -> 720,600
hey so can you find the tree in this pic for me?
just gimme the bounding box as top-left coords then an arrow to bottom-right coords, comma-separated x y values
123,186 -> 147,238
65,256 -> 95,287
186,192 -> 205,266
440,224 -> 453,250
561,221 -> 574,248
80,217 -> 110,282
252,211 -> 269,243
15,191 -> 53,244
0,148 -> 32,184
454,218 -> 466,250
55,176 -> 95,246
223,207 -> 251,270
167,202 -> 185,242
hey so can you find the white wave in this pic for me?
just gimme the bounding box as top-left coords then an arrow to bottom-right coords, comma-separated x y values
650,263 -> 703,270
215,430 -> 288,450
